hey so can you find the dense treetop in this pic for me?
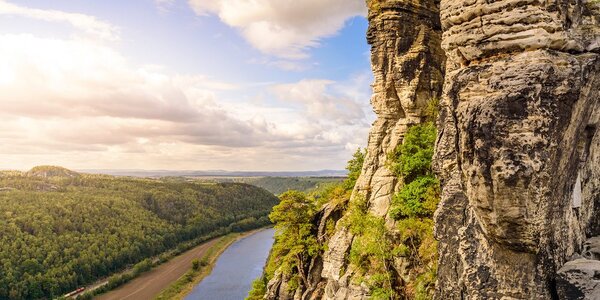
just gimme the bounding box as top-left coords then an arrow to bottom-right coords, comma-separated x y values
194,176 -> 344,195
0,167 -> 278,299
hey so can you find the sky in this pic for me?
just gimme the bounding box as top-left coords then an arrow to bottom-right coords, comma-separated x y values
0,0 -> 374,171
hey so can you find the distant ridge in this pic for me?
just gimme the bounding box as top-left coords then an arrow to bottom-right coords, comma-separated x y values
26,166 -> 80,178
77,169 -> 347,178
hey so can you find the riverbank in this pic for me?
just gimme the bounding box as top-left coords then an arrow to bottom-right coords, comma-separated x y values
92,237 -> 220,300
76,227 -> 267,300
155,227 -> 271,300
69,230 -> 224,299
184,228 -> 275,300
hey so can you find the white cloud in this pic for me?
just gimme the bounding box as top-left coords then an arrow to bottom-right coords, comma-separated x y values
155,0 -> 178,13
248,57 -> 312,72
0,32 -> 373,170
188,0 -> 366,59
0,33 -> 268,144
0,1 -> 373,171
271,79 -> 365,125
0,0 -> 119,41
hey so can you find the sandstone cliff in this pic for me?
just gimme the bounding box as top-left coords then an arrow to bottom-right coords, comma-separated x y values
318,0 -> 445,298
434,0 -> 600,298
264,0 -> 445,298
262,0 -> 599,299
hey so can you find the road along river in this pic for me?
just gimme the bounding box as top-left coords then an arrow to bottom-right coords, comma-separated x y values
96,238 -> 220,300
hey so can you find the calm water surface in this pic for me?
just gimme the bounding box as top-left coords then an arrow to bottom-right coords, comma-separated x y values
185,228 -> 275,300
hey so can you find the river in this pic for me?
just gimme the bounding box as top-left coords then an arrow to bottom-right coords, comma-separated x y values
185,228 -> 275,300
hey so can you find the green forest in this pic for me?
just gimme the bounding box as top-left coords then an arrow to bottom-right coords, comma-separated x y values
0,166 -> 279,299
238,177 -> 343,195
193,176 -> 343,195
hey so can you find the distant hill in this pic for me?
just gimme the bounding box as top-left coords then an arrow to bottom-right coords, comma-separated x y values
0,166 -> 278,299
78,169 -> 347,178
195,177 -> 345,195
26,165 -> 80,178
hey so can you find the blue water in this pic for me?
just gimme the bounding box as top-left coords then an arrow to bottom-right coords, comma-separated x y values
185,228 -> 275,300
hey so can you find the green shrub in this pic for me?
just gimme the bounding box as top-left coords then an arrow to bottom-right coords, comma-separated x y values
247,149 -> 363,299
389,122 -> 436,182
245,278 -> 267,300
376,117 -> 439,299
344,194 -> 396,298
414,265 -> 437,300
268,191 -> 321,290
132,259 -> 152,276
390,176 -> 439,219
192,259 -> 200,271
424,98 -> 439,121
200,257 -> 209,267
344,148 -> 365,190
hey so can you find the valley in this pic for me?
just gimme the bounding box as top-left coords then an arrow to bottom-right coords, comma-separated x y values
1,0 -> 598,299
0,166 -> 278,299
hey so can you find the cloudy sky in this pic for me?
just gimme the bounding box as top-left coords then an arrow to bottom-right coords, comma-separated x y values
0,0 -> 373,171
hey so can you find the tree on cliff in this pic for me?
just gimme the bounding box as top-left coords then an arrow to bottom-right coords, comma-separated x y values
344,148 -> 365,190
269,190 -> 320,290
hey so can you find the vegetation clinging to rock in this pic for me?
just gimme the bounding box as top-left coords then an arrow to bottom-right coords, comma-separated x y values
345,99 -> 439,299
389,121 -> 439,299
344,194 -> 398,299
344,148 -> 365,190
269,191 -> 321,290
246,150 -> 364,299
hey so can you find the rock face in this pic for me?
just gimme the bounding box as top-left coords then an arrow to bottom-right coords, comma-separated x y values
556,256 -> 600,299
318,0 -> 445,298
555,237 -> 600,299
264,0 -> 445,298
264,0 -> 599,299
433,0 -> 600,298
265,200 -> 344,300
355,0 -> 445,218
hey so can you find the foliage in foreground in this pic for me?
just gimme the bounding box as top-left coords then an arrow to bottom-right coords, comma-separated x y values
390,122 -> 439,298
345,118 -> 439,299
269,190 -> 321,291
0,168 -> 278,299
343,193 -> 396,299
247,116 -> 439,300
246,149 -> 364,299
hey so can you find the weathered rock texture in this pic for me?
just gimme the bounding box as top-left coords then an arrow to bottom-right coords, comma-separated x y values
433,0 -> 600,298
264,0 -> 445,299
319,0 -> 445,298
265,201 -> 344,300
556,237 -> 600,299
264,0 -> 599,299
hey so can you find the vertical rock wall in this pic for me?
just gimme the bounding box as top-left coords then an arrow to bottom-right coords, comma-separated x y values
263,0 -> 599,299
320,0 -> 445,298
434,0 -> 600,298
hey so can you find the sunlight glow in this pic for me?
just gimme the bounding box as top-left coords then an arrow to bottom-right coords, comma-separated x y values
0,65 -> 14,85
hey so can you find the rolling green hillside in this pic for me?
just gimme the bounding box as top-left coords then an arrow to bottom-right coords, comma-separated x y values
193,176 -> 344,195
0,166 -> 278,300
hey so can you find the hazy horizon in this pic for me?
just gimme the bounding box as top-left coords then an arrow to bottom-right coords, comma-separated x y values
1,165 -> 347,174
0,0 -> 374,171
